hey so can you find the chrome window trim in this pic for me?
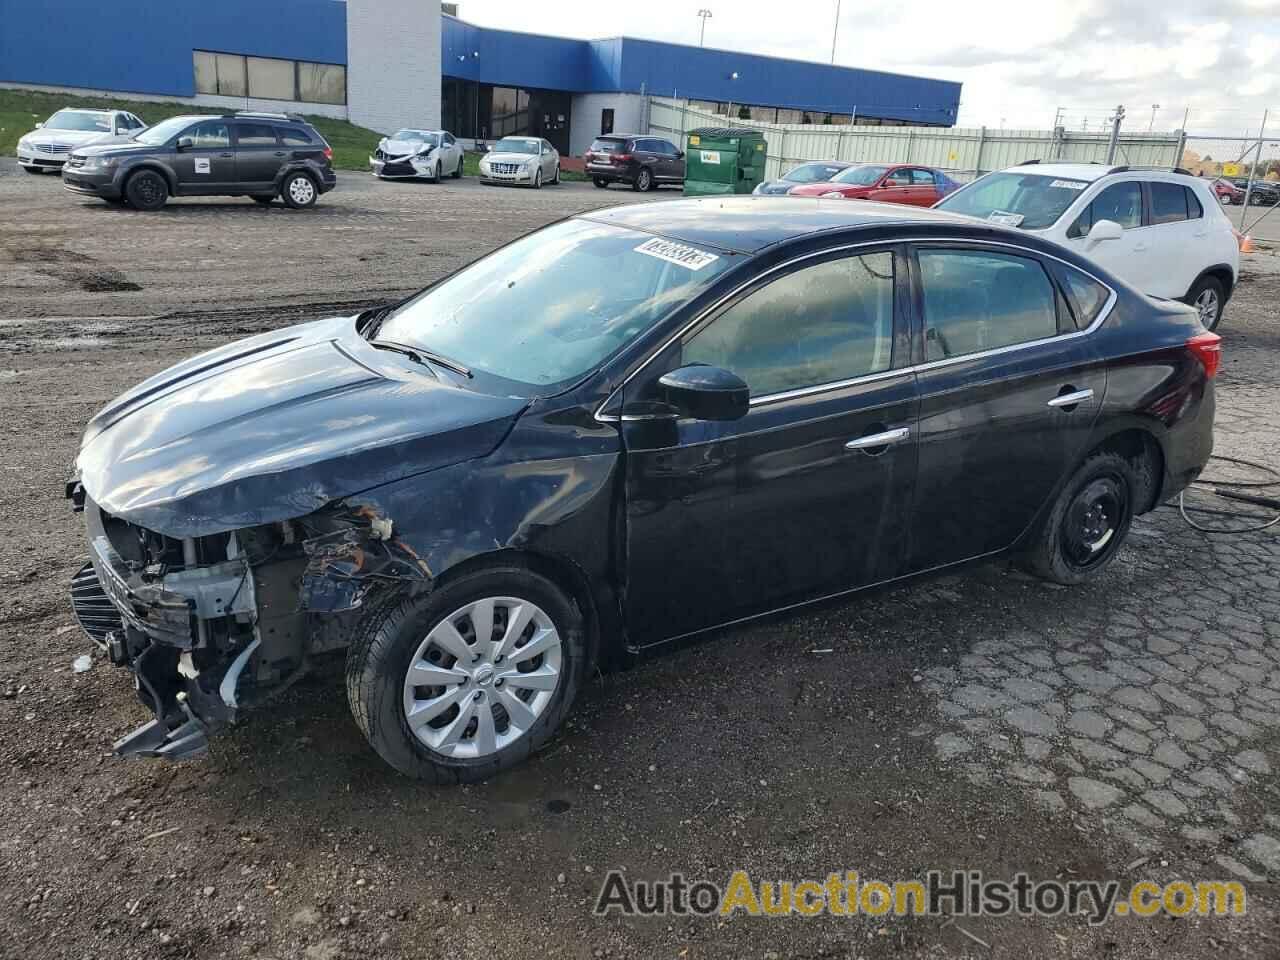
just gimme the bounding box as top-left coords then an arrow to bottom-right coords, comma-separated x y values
594,236 -> 1117,422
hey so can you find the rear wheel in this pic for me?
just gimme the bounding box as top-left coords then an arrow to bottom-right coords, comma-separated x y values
552,163 -> 561,185
1185,275 -> 1225,331
124,169 -> 169,211
593,177 -> 609,189
282,172 -> 317,208
345,564 -> 587,782
1021,452 -> 1136,585
452,154 -> 463,178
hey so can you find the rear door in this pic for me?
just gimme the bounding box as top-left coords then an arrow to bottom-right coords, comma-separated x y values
658,139 -> 686,182
621,246 -> 919,643
171,119 -> 236,193
1143,180 -> 1202,298
908,168 -> 941,206
233,121 -> 284,191
633,138 -> 661,182
906,243 -> 1109,571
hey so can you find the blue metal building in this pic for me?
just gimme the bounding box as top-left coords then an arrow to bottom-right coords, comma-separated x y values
0,1 -> 961,153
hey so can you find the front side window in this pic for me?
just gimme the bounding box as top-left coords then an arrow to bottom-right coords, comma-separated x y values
684,252 -> 895,396
375,220 -> 736,391
186,122 -> 231,149
885,168 -> 912,186
832,165 -> 889,186
1069,182 -> 1143,237
918,249 -> 1058,361
783,162 -> 846,184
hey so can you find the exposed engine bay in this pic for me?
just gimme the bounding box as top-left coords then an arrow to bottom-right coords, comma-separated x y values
67,484 -> 431,759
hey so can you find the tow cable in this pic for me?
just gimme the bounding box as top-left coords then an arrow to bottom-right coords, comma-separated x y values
1173,455 -> 1280,534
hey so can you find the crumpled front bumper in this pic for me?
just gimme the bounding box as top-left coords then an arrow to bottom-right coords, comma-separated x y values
370,154 -> 436,179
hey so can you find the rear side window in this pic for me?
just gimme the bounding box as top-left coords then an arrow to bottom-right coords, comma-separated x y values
1055,265 -> 1111,328
910,169 -> 935,185
236,123 -> 278,146
281,127 -> 314,145
1068,181 -> 1143,238
918,249 -> 1058,361
885,168 -> 912,185
685,252 -> 896,396
1150,181 -> 1189,224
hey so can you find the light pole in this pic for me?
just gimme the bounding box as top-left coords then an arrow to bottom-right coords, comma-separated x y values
697,8 -> 712,46
1148,103 -> 1160,132
830,0 -> 842,64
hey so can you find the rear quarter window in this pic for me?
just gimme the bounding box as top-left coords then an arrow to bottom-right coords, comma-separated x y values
281,127 -> 315,145
1054,264 -> 1112,328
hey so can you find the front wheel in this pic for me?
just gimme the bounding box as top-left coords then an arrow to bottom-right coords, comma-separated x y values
634,168 -> 653,192
552,163 -> 561,185
532,169 -> 542,189
452,154 -> 463,178
1020,452 -> 1136,586
124,169 -> 169,211
1185,275 -> 1225,331
345,565 -> 587,782
282,172 -> 318,208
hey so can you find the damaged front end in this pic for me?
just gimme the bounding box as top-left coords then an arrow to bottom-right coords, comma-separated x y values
66,483 -> 430,760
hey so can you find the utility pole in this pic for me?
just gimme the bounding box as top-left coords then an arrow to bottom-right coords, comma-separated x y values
1104,104 -> 1125,164
830,0 -> 842,64
697,8 -> 712,47
1148,103 -> 1160,132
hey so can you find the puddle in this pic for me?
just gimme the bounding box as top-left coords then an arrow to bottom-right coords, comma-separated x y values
47,336 -> 106,349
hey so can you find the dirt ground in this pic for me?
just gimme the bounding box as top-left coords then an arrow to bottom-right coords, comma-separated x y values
1,161 -> 1278,960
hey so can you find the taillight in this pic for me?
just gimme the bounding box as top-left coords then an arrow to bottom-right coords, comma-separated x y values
613,153 -> 632,162
323,146 -> 333,161
1187,331 -> 1222,378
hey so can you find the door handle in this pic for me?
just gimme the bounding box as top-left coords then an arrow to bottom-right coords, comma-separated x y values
274,151 -> 287,157
218,152 -> 233,158
845,427 -> 911,450
1048,388 -> 1094,408
1132,242 -> 1149,252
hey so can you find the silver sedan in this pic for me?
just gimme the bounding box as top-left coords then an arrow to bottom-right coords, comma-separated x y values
478,136 -> 560,188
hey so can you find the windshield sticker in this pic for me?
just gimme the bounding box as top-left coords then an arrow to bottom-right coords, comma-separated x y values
987,210 -> 1025,227
634,237 -> 721,271
1049,179 -> 1089,191
700,150 -> 722,165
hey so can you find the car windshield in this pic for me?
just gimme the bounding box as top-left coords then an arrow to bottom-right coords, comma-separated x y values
494,137 -> 541,155
374,219 -> 737,391
935,172 -> 1091,229
783,162 -> 847,183
43,111 -> 111,132
832,165 -> 889,186
393,129 -> 437,145
131,117 -> 198,146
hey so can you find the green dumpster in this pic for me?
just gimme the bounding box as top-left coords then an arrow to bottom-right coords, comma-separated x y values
683,128 -> 768,196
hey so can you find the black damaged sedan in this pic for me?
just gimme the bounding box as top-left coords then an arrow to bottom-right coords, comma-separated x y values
67,198 -> 1218,782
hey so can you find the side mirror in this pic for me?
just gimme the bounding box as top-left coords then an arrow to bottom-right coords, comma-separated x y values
676,150 -> 685,158
658,365 -> 749,421
176,136 -> 194,151
1086,218 -> 1123,248
35,121 -> 43,129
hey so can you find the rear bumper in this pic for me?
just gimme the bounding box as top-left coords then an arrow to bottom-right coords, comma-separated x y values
585,162 -> 628,182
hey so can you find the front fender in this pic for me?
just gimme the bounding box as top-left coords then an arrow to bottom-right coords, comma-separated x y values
114,158 -> 178,192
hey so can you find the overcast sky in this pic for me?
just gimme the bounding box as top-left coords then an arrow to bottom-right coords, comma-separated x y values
456,0 -> 1280,151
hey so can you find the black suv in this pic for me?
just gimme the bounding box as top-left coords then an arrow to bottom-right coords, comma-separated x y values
585,135 -> 685,191
63,112 -> 337,210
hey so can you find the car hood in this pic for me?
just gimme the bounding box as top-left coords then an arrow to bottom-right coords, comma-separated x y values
27,127 -> 114,144
484,152 -> 538,164
381,137 -> 436,156
73,138 -> 156,157
787,182 -> 869,197
76,315 -> 528,538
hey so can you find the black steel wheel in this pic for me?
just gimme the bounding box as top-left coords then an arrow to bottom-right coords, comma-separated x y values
124,169 -> 169,211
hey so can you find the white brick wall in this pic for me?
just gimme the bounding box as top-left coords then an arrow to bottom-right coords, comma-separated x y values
569,93 -> 648,156
346,0 -> 441,134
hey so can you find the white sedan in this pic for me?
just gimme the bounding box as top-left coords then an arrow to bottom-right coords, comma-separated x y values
370,129 -> 464,181
17,108 -> 146,173
478,137 -> 560,188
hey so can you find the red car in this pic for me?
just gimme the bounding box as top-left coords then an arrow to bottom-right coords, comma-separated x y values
1211,178 -> 1244,205
787,163 -> 958,206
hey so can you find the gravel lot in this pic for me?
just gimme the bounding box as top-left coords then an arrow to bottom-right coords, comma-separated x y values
1,161 -> 1278,960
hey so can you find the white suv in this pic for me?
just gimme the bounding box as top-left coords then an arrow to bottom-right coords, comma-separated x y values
935,163 -> 1240,330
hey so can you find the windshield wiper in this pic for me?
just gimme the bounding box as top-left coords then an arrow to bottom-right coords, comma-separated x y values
370,339 -> 473,379
360,303 -> 397,340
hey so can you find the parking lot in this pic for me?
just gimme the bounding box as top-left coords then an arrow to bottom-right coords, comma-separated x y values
1,162 -> 1279,960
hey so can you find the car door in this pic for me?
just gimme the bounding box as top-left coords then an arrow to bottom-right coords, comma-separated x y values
443,132 -> 461,174
868,167 -> 912,204
631,138 -> 658,181
1143,180 -> 1201,298
906,243 -> 1109,571
659,139 -> 685,182
171,119 -> 236,193
233,121 -> 284,192
908,168 -> 941,206
1062,180 -> 1155,293
620,246 -> 919,644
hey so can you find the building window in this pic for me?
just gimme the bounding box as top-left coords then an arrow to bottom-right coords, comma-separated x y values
193,51 -> 346,105
601,108 -> 614,135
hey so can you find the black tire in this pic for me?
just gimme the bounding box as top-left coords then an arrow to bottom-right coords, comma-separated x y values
345,563 -> 587,782
124,169 -> 169,211
1020,452 -> 1137,586
634,167 -> 654,192
452,154 -> 463,178
281,172 -> 318,208
1184,275 -> 1226,332
593,177 -> 609,189
552,163 -> 561,185
435,161 -> 442,182
22,166 -> 44,175
532,169 -> 542,190
251,195 -> 275,205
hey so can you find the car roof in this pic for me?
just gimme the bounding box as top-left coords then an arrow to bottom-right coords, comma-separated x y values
1002,162 -> 1204,186
577,196 -> 975,254
54,108 -> 115,116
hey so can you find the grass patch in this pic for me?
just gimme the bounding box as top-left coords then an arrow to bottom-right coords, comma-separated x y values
1,87 -> 590,179
0,87 -> 380,170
